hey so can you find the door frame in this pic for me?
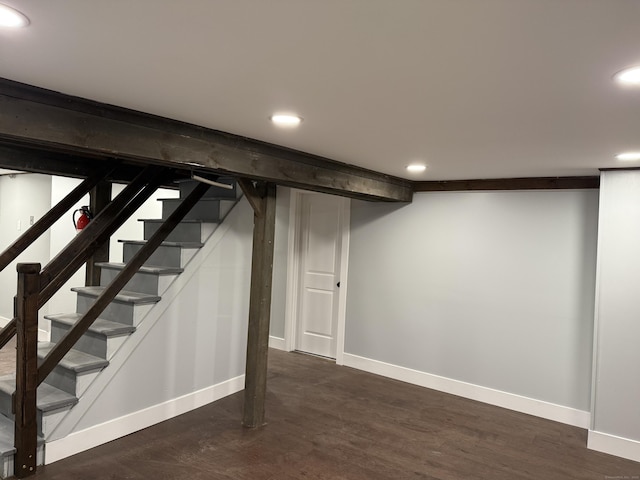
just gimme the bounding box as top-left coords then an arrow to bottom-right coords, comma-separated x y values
283,189 -> 350,365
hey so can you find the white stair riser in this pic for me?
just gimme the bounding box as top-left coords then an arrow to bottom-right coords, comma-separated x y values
1,445 -> 44,479
143,221 -> 216,243
50,323 -> 128,360
99,269 -> 177,296
44,367 -> 102,398
122,243 -> 199,268
76,295 -> 154,326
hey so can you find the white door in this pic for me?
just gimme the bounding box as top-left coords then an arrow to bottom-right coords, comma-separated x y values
296,193 -> 344,358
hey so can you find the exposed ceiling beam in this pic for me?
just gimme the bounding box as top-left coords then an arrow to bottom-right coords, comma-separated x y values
414,176 -> 600,192
0,78 -> 412,202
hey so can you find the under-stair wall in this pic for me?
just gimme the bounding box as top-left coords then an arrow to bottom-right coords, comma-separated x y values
44,197 -> 253,463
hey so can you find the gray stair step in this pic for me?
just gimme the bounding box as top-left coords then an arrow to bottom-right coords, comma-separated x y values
71,286 -> 160,305
47,313 -> 136,359
45,313 -> 136,337
38,342 -> 109,396
0,375 -> 78,416
119,240 -> 203,268
38,343 -> 109,374
72,286 -> 161,325
95,262 -> 183,295
140,219 -> 217,243
159,198 -> 234,222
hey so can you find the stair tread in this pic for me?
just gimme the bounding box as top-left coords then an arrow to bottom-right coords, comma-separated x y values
71,286 -> 161,304
118,239 -> 204,248
38,342 -> 109,373
94,262 -> 183,275
44,313 -> 136,337
0,375 -> 78,412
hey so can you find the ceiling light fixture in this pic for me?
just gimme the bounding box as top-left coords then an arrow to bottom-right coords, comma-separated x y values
614,66 -> 640,87
616,152 -> 640,161
270,114 -> 302,127
0,3 -> 29,28
406,164 -> 427,173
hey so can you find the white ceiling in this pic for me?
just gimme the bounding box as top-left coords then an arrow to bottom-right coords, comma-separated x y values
1,0 -> 639,181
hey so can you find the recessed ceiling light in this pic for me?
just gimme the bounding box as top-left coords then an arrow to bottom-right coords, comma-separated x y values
406,164 -> 427,173
270,114 -> 302,127
0,4 -> 29,28
616,152 -> 640,161
614,66 -> 640,87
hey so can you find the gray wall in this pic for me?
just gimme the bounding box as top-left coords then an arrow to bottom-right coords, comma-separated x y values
269,186 -> 291,339
0,173 -> 52,324
346,190 -> 599,411
591,171 -> 640,440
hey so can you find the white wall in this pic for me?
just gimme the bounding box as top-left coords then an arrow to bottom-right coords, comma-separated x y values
589,170 -> 640,462
345,190 -> 599,423
269,186 -> 291,341
0,174 -> 52,330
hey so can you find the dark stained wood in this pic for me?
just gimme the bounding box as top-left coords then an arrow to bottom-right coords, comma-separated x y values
237,178 -> 264,217
414,176 -> 600,192
0,78 -> 412,202
27,349 -> 640,480
38,166 -> 171,306
13,263 -> 40,478
85,181 -> 113,286
0,168 -> 113,273
243,183 -> 276,428
38,182 -> 209,385
0,144 -> 181,186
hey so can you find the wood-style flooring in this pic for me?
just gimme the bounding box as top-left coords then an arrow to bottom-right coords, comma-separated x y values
4,348 -> 640,479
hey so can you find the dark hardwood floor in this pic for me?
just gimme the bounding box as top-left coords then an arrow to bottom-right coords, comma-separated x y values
3,348 -> 639,479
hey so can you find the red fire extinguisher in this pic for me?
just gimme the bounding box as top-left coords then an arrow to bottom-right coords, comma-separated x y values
72,206 -> 93,233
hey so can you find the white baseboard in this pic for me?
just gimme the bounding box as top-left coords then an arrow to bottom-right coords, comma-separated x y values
269,336 -> 286,351
45,374 -> 245,464
342,353 -> 590,429
0,316 -> 10,328
588,430 -> 640,463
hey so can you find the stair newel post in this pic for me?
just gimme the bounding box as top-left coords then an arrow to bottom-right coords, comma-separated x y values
14,263 -> 41,478
240,180 -> 276,428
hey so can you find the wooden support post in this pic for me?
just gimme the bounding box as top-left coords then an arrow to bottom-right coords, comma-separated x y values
242,182 -> 277,428
85,180 -> 112,286
14,263 -> 40,478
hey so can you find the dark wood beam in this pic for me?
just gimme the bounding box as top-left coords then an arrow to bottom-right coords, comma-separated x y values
85,180 -> 112,286
0,78 -> 412,202
243,182 -> 277,428
0,144 -> 184,187
413,176 -> 600,192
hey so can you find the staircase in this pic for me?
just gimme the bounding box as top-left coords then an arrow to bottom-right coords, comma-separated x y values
0,178 -> 239,478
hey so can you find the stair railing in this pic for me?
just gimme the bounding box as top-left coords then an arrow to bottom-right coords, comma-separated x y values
12,175 -> 210,478
0,166 -> 116,349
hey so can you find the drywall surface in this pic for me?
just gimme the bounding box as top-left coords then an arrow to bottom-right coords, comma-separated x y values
53,197 -> 252,435
0,173 -> 52,324
591,171 -> 640,441
269,186 -> 291,340
346,190 -> 598,411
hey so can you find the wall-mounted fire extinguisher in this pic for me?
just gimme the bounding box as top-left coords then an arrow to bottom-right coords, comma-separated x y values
72,206 -> 93,233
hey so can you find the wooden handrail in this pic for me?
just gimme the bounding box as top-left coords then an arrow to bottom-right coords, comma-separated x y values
0,167 -> 115,272
38,166 -> 172,306
37,181 -> 209,384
